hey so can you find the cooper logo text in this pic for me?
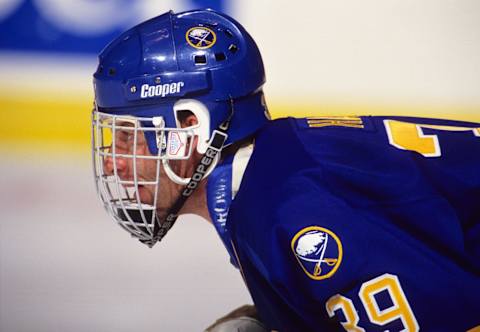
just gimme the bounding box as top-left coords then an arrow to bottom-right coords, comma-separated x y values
140,82 -> 185,98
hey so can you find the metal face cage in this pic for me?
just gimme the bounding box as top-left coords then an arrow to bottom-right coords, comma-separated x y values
92,109 -> 195,242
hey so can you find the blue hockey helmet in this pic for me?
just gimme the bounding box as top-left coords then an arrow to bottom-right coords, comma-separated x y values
92,9 -> 268,245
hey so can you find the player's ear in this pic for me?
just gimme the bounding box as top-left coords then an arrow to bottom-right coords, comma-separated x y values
177,110 -> 198,128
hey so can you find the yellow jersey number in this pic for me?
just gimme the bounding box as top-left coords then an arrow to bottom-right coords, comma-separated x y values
326,274 -> 419,332
384,119 -> 480,157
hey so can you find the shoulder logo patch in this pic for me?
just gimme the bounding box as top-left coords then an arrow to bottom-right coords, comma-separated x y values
186,26 -> 216,49
291,226 -> 343,280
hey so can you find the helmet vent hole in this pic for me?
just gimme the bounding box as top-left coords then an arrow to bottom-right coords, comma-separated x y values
228,44 -> 238,54
108,67 -> 116,76
97,65 -> 104,74
224,29 -> 233,38
215,52 -> 226,61
194,54 -> 207,65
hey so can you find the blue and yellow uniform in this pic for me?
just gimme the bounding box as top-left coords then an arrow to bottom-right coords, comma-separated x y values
207,116 -> 480,332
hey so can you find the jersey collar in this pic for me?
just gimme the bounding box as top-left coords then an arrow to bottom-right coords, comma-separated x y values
206,143 -> 254,266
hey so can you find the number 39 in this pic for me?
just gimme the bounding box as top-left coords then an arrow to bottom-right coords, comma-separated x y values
325,274 -> 419,332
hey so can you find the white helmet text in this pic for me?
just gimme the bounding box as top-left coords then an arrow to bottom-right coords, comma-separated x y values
140,82 -> 185,98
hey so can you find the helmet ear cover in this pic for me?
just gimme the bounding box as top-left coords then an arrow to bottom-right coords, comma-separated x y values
173,99 -> 210,154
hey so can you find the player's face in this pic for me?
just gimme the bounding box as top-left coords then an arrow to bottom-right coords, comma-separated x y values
102,121 -> 184,219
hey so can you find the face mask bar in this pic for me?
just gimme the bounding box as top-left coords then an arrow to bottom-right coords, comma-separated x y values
92,109 -> 195,242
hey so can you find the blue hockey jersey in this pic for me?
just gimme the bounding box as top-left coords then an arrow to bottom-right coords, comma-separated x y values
207,116 -> 480,332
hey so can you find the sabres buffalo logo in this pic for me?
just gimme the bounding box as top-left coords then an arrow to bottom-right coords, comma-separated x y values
186,26 -> 217,49
291,226 -> 343,280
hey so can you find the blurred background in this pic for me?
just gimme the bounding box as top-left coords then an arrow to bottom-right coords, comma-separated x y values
1,0 -> 479,331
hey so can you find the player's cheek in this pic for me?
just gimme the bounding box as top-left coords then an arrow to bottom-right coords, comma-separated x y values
138,158 -> 159,181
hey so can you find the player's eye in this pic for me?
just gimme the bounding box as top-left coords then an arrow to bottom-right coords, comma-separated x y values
114,121 -> 135,141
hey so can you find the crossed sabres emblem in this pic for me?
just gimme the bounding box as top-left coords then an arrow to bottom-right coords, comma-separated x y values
186,26 -> 217,49
292,226 -> 343,280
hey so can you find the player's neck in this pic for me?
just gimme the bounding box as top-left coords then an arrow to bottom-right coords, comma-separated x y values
179,180 -> 212,223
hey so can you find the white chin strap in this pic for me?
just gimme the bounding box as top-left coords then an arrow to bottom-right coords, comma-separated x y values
161,152 -> 220,185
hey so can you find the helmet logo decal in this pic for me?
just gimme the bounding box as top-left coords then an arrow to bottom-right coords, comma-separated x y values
186,26 -> 217,49
291,226 -> 343,280
167,131 -> 187,157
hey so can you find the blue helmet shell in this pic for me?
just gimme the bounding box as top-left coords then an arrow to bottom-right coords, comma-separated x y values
93,9 -> 268,154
